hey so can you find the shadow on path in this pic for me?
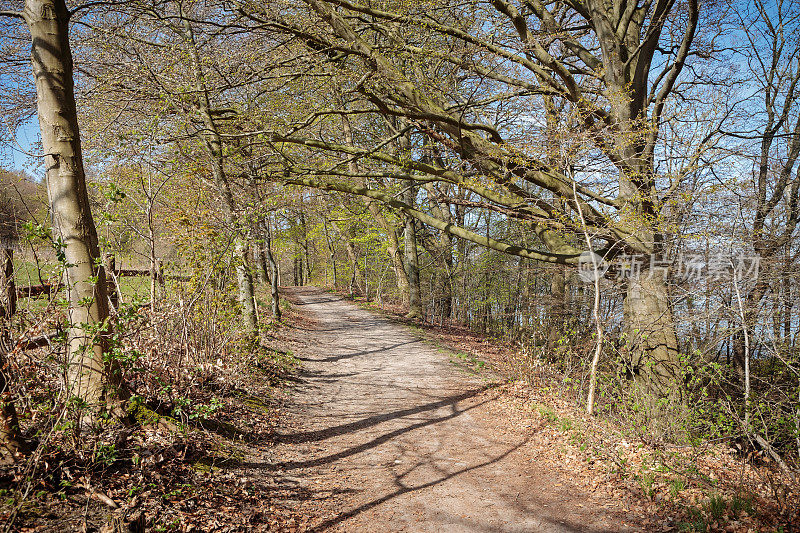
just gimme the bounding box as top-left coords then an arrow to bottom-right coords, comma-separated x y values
268,287 -> 637,533
273,386 -> 494,445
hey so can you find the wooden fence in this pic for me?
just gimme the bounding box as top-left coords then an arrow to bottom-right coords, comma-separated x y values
2,249 -> 169,352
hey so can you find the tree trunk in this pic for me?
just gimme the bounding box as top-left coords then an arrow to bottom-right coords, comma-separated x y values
323,220 -> 338,289
253,229 -> 268,284
153,259 -> 164,307
397,122 -> 422,318
331,220 -> 363,296
181,14 -> 258,341
294,246 -> 305,286
455,202 -> 468,323
148,213 -> 158,313
624,272 -> 681,401
299,211 -> 312,284
304,244 -> 312,285
27,0 -> 112,415
403,210 -> 423,319
1,249 -> 15,321
229,222 -> 258,338
106,254 -> 119,311
438,267 -> 452,321
142,167 -> 159,313
547,266 -> 567,351
369,205 -> 408,300
0,344 -> 23,463
235,238 -> 258,335
339,110 -> 409,298
783,260 -> 792,341
732,276 -> 768,375
264,220 -> 281,319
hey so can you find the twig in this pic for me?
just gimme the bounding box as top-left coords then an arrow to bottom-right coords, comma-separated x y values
751,433 -> 794,476
86,486 -> 119,509
573,177 -> 603,415
731,260 -> 751,429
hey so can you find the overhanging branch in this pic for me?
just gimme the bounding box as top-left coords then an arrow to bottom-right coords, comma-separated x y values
277,175 -> 588,264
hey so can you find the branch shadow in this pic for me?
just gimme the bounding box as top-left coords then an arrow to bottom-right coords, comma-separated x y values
272,385 -> 493,445
306,437 -> 531,532
295,338 -> 422,363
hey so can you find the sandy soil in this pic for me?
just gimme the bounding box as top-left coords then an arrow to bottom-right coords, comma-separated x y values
271,287 -> 640,532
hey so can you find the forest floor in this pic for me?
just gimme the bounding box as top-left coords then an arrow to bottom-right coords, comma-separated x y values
2,286 -> 792,531
272,287 -> 641,532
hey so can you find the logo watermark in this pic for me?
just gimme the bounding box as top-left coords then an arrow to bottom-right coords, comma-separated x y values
577,251 -> 609,283
577,252 -> 760,283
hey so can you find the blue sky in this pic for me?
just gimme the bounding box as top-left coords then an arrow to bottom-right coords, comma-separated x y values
2,118 -> 41,176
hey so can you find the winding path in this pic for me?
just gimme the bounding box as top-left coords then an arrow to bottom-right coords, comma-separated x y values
272,287 -> 637,532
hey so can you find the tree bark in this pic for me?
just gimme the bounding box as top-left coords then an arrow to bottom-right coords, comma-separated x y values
331,219 -> 364,296
1,249 -> 15,320
0,345 -> 23,464
624,272 -> 681,401
181,14 -> 258,341
403,198 -> 423,319
144,172 -> 158,313
235,237 -> 258,335
299,211 -> 312,284
397,125 -> 422,319
253,226 -> 269,284
323,220 -> 338,289
264,219 -> 281,319
26,0 -> 112,414
377,214 -> 408,300
148,226 -> 157,313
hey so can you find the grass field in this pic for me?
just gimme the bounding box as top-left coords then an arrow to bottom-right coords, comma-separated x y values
11,259 -> 153,313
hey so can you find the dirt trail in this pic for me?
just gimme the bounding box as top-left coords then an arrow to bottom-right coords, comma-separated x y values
273,287 -> 637,532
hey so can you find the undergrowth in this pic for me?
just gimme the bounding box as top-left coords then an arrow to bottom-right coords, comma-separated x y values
356,293 -> 800,532
1,274 -> 302,531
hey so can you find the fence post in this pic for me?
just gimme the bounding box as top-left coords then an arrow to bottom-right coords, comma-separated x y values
1,248 -> 16,355
150,258 -> 164,312
0,246 -> 24,460
1,249 -> 15,321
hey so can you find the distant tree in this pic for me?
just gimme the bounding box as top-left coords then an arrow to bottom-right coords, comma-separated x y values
729,0 -> 800,375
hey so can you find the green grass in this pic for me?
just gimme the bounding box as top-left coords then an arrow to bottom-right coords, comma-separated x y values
731,493 -> 755,515
12,259 -> 58,285
636,472 -> 656,499
11,260 -> 153,312
705,493 -> 727,520
116,275 -> 151,301
669,478 -> 686,497
448,350 -> 486,374
535,404 -> 558,424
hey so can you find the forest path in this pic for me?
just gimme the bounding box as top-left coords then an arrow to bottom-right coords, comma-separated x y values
273,287 -> 637,532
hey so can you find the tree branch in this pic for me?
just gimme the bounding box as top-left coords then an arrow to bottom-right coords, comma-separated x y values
0,10 -> 24,19
277,175 -> 588,264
